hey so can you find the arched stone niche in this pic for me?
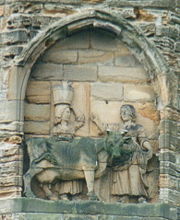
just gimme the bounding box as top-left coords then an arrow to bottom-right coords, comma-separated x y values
25,28 -> 159,139
8,10 -> 175,203
24,28 -> 160,202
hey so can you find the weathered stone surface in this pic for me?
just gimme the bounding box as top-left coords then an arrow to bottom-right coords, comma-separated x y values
115,55 -> 140,67
0,5 -> 4,16
107,0 -> 175,9
72,82 -> 90,136
91,30 -> 127,52
0,101 -> 22,122
0,161 -> 22,176
159,151 -> 176,163
64,65 -> 97,81
0,186 -> 22,199
0,30 -> 28,45
91,82 -> 123,101
175,42 -> 180,52
31,63 -> 63,81
137,103 -> 160,122
90,99 -> 121,136
26,81 -> 50,103
0,199 -> 178,220
24,121 -> 50,134
54,30 -> 90,49
24,103 -> 50,121
159,134 -> 179,150
124,85 -> 155,101
98,66 -> 148,83
78,50 -> 114,64
42,50 -> 78,64
160,120 -> 177,136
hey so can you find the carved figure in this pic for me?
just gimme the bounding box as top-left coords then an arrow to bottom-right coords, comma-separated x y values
52,82 -> 84,138
111,104 -> 153,203
23,132 -> 132,201
51,82 -> 85,199
53,104 -> 84,138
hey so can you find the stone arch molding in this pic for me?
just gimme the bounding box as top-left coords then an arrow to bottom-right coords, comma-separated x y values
9,9 -> 173,132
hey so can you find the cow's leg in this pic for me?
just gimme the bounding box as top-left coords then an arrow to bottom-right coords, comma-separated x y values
42,184 -> 58,201
84,170 -> 98,200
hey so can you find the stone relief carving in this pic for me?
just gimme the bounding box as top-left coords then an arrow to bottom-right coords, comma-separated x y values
91,104 -> 153,203
111,105 -> 153,203
52,82 -> 85,138
23,82 -> 153,203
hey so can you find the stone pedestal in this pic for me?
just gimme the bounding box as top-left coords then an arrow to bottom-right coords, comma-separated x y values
0,198 -> 178,220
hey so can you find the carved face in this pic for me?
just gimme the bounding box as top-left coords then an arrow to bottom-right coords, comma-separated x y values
120,108 -> 132,122
120,105 -> 136,122
61,107 -> 71,121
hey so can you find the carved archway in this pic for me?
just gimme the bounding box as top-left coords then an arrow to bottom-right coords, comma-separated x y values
9,10 -> 174,120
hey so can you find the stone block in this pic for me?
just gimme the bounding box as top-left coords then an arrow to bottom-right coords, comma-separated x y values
0,198 -> 178,219
98,66 -> 148,83
115,55 -> 140,67
160,120 -> 177,136
91,82 -> 123,101
24,121 -> 50,135
26,81 -> 50,104
24,103 -> 50,121
0,30 -> 28,45
0,121 -> 24,136
175,42 -> 180,52
90,99 -> 121,136
0,100 -> 23,122
53,30 -> 90,50
64,65 -> 97,81
78,50 -> 114,64
124,85 -> 154,101
0,176 -> 22,187
0,143 -> 19,158
0,153 -> 23,163
0,186 -> 22,199
159,134 -> 179,151
3,46 -> 23,59
91,29 -> 129,52
0,6 -> 4,16
107,0 -> 174,9
31,63 -> 63,81
42,50 -> 78,64
0,162 -> 22,176
159,151 -> 176,163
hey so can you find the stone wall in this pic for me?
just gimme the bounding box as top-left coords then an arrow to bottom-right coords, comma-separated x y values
25,29 -> 158,140
0,0 -> 179,209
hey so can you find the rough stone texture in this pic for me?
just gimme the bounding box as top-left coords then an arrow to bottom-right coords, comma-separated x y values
91,82 -> 123,101
24,121 -> 50,135
0,140 -> 22,199
26,81 -> 51,103
64,64 -> 98,81
124,85 -> 155,102
31,63 -> 64,81
98,66 -> 148,83
0,199 -> 178,220
24,103 -> 50,121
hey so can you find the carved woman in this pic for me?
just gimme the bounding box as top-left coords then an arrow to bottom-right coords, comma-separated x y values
111,104 -> 152,203
52,104 -> 84,138
51,103 -> 85,200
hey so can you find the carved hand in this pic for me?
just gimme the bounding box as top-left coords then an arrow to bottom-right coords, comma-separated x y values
77,114 -> 85,122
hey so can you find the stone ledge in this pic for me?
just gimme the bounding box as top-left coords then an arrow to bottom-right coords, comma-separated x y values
0,198 -> 178,220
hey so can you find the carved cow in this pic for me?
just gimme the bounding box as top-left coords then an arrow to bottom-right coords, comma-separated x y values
23,133 -> 133,200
